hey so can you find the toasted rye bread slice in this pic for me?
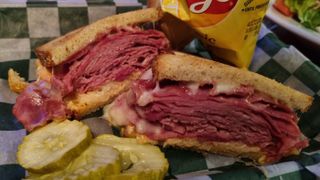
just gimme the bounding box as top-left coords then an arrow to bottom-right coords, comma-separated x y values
118,125 -> 300,164
154,52 -> 313,112
35,61 -> 142,118
35,8 -> 162,67
65,72 -> 141,118
33,8 -> 162,117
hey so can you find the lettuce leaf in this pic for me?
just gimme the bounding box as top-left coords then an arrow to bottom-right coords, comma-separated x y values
284,0 -> 320,31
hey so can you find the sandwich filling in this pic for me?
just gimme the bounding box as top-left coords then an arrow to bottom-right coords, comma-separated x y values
13,27 -> 170,131
13,81 -> 68,131
108,79 -> 308,163
52,27 -> 170,95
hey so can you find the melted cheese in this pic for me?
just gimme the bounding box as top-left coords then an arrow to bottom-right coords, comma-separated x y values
186,82 -> 238,95
136,120 -> 162,135
106,81 -> 239,136
137,91 -> 154,106
136,82 -> 160,106
214,82 -> 238,94
140,69 -> 153,80
187,82 -> 199,95
105,95 -> 138,126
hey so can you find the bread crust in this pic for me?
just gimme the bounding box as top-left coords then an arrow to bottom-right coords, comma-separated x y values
35,62 -> 142,118
65,72 -> 141,118
119,124 -> 302,164
33,8 -> 162,117
163,138 -> 265,163
119,125 -> 266,164
154,52 -> 313,112
35,8 -> 162,67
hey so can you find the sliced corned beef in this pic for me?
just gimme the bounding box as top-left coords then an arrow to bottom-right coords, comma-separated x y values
108,79 -> 308,163
13,80 -> 68,131
52,27 -> 170,95
13,27 -> 170,131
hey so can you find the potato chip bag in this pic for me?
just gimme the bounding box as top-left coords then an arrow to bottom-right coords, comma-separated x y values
160,0 -> 270,68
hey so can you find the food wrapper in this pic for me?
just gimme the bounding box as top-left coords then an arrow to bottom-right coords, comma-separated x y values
160,0 -> 270,68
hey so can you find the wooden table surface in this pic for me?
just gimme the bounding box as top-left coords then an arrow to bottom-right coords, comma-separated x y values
264,18 -> 320,67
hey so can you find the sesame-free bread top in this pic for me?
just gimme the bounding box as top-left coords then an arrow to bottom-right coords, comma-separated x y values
36,8 -> 162,67
118,125 -> 299,164
35,60 -> 142,118
154,52 -> 313,112
65,72 -> 141,118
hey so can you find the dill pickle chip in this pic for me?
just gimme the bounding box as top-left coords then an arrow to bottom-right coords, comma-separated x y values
25,141 -> 121,180
17,120 -> 92,174
94,135 -> 168,180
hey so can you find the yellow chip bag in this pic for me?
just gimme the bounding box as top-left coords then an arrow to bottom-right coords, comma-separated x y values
160,0 -> 270,68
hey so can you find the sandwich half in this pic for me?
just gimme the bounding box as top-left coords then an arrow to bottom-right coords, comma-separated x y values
105,52 -> 313,164
12,8 -> 171,131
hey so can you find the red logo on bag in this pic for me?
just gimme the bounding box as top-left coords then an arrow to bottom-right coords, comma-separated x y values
187,0 -> 238,14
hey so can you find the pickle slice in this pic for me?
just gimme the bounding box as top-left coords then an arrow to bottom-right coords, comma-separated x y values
17,120 -> 92,174
63,142 -> 121,179
94,135 -> 168,180
26,140 -> 121,180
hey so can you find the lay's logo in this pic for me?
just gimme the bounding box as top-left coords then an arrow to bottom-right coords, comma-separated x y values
187,0 -> 238,14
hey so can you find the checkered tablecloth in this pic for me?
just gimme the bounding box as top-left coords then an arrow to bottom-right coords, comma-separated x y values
0,1 -> 319,179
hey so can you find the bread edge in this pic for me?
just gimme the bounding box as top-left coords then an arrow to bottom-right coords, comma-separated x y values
36,8 -> 162,67
35,61 -> 142,118
154,52 -> 313,112
65,72 -> 142,118
119,125 -> 267,164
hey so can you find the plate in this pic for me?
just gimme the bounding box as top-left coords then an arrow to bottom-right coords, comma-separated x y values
266,0 -> 320,46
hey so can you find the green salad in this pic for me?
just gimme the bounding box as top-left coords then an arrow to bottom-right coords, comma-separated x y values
284,0 -> 320,32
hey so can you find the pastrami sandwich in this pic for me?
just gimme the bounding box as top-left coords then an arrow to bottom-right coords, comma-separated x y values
105,52 -> 313,164
11,8 -> 171,131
